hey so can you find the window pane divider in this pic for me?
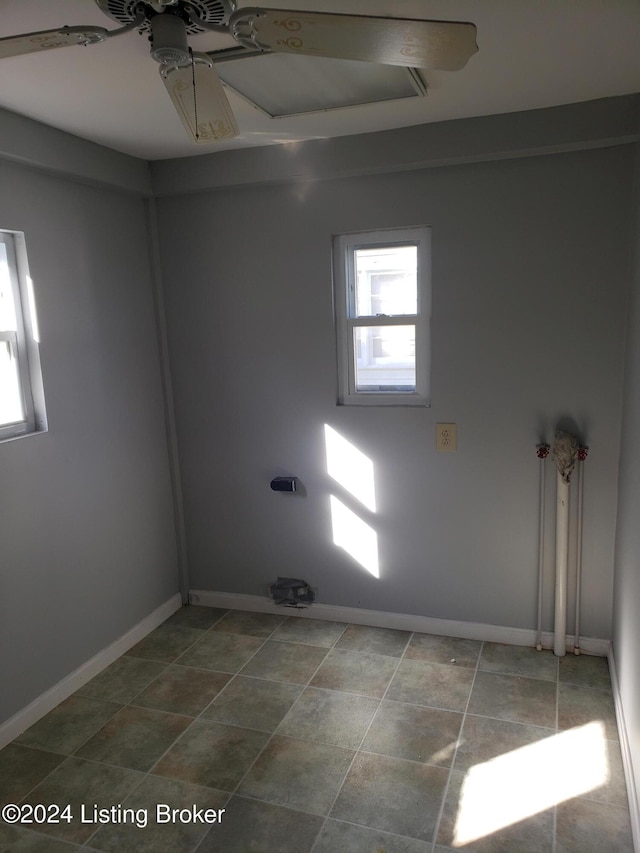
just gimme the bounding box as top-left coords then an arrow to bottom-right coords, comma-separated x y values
348,315 -> 418,327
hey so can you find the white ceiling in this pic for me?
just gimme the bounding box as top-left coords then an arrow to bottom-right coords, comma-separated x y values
0,0 -> 639,161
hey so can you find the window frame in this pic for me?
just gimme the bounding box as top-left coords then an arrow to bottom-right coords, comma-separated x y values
0,229 -> 46,441
333,226 -> 431,407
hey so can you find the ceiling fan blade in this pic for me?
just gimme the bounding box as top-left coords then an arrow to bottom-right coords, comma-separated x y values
230,9 -> 478,71
0,26 -> 109,60
160,54 -> 239,144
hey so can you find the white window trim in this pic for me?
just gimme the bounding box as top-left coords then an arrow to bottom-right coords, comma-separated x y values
333,226 -> 431,407
0,230 -> 47,441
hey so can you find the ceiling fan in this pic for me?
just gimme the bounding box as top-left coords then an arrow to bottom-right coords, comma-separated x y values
0,0 -> 478,144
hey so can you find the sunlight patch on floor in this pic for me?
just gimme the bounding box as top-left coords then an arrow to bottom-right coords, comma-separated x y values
453,721 -> 609,846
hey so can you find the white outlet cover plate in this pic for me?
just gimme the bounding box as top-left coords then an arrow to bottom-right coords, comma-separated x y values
437,423 -> 457,452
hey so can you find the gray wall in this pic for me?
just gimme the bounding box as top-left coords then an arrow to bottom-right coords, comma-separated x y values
158,142 -> 632,639
613,142 -> 640,814
0,158 -> 177,724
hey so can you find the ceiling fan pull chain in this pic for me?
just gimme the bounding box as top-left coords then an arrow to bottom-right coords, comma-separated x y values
190,49 -> 199,140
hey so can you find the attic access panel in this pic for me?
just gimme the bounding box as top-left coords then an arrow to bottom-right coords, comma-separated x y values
215,52 -> 426,118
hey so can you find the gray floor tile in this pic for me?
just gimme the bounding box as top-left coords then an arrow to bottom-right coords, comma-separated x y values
555,797 -> 634,852
454,715 -> 555,773
89,774 -> 228,853
195,795 -> 323,852
479,643 -> 558,681
581,738 -> 631,807
75,706 -> 191,772
201,676 -> 301,732
126,625 -> 204,663
310,649 -> 398,698
271,617 -> 347,647
558,653 -> 612,691
314,818 -> 433,852
0,824 -> 80,851
16,697 -> 122,755
362,700 -> 461,766
467,671 -> 557,728
76,657 -> 167,704
276,687 -> 379,749
175,631 -> 264,673
210,610 -> 285,638
152,719 -> 269,791
239,640 -> 328,684
0,743 -> 65,804
331,751 -> 449,841
404,633 -> 481,669
20,757 -> 144,844
238,734 -> 354,815
335,624 -> 411,657
558,682 -> 619,740
131,665 -> 230,716
387,659 -> 474,712
436,768 -> 554,852
164,605 -> 228,630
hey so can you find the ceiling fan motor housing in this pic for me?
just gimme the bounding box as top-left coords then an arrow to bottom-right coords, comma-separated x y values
94,0 -> 236,34
150,13 -> 190,65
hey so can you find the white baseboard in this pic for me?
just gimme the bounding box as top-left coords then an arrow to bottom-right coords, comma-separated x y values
189,589 -> 610,656
0,592 -> 182,749
608,647 -> 640,852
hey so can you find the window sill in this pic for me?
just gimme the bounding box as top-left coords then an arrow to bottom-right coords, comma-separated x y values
338,394 -> 430,407
0,425 -> 48,445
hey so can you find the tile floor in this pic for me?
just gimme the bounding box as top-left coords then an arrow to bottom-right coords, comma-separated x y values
0,606 -> 634,852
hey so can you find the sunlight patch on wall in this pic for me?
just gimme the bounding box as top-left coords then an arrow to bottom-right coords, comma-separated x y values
25,276 -> 40,343
329,495 -> 379,578
453,721 -> 609,847
324,424 -> 376,512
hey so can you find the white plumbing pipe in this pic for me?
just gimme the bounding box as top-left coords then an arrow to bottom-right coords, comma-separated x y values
554,471 -> 570,656
535,444 -> 549,651
573,447 -> 588,654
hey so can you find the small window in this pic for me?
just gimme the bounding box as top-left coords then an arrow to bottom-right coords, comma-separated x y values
333,226 -> 431,406
0,230 -> 46,441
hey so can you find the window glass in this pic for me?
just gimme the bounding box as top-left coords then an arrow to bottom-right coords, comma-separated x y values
0,341 -> 24,424
0,241 -> 24,424
354,245 -> 417,317
0,243 -> 17,331
354,325 -> 416,391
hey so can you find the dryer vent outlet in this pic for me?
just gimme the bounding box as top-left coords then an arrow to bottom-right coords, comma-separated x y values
269,578 -> 315,607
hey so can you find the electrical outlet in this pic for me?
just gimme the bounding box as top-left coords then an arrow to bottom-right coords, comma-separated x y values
436,423 -> 457,452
